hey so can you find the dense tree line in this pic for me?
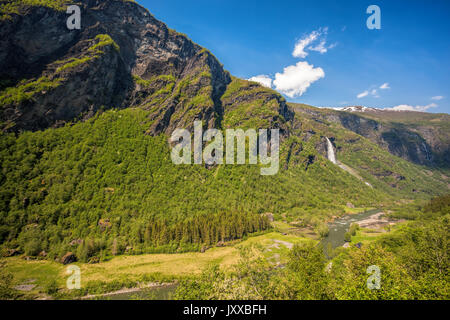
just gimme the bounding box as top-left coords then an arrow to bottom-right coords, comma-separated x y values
142,213 -> 269,247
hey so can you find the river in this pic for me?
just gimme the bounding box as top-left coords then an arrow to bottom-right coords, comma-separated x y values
89,283 -> 178,300
321,208 -> 382,250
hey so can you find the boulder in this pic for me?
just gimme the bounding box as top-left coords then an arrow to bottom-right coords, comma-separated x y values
263,212 -> 274,222
216,241 -> 225,247
2,248 -> 20,257
22,256 -> 36,261
60,252 -> 77,265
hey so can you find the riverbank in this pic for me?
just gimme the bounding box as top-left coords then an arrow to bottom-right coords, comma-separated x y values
80,282 -> 176,300
356,211 -> 405,230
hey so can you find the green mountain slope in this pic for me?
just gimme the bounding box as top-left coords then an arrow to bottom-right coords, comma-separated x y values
0,0 -> 448,263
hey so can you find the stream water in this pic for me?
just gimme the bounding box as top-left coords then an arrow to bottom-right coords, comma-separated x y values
99,283 -> 178,300
321,208 -> 382,250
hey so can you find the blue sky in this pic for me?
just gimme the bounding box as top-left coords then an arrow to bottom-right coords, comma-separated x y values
139,0 -> 450,113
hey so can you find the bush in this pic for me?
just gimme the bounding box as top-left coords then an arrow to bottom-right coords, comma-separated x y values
24,238 -> 42,256
43,279 -> 59,296
315,222 -> 329,238
349,223 -> 359,236
0,261 -> 20,299
344,232 -> 352,242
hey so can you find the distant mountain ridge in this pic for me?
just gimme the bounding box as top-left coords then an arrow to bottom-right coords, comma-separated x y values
291,103 -> 450,168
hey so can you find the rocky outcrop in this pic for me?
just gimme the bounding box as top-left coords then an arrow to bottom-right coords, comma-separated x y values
1,248 -> 20,257
380,127 -> 433,165
336,114 -> 449,168
0,0 -> 230,133
221,77 -> 293,134
60,252 -> 77,264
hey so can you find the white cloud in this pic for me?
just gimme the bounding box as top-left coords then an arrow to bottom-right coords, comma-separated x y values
308,40 -> 337,54
308,40 -> 327,54
357,83 -> 388,98
248,28 -> 334,98
431,95 -> 444,100
328,42 -> 337,50
379,82 -> 390,89
273,61 -> 325,98
248,75 -> 273,88
292,30 -> 321,58
292,27 -> 334,58
387,103 -> 437,112
357,90 -> 369,98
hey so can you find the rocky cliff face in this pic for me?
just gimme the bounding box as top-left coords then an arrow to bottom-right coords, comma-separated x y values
335,113 -> 440,166
0,0 -> 230,133
0,0 -> 294,136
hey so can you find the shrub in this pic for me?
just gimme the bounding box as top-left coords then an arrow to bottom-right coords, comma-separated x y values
344,232 -> 352,242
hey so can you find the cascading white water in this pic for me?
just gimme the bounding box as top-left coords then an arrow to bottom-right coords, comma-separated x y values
326,137 -> 337,164
325,137 -> 372,188
422,142 -> 431,161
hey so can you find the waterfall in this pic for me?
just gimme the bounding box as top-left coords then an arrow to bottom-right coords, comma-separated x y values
325,137 -> 372,188
326,137 -> 337,164
422,142 -> 431,161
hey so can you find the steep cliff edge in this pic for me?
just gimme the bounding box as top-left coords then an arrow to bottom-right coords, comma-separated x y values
0,0 -> 228,132
0,0 -> 295,136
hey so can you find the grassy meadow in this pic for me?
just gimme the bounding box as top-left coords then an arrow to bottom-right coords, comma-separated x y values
1,231 -> 309,298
